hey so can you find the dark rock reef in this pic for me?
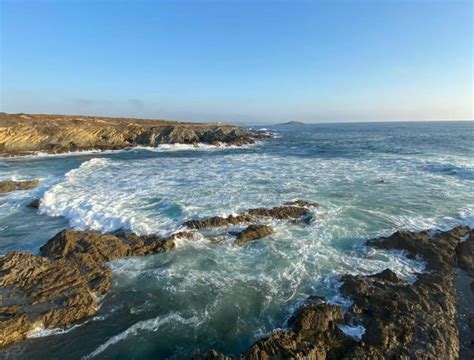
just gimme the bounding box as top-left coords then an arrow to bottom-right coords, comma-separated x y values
0,229 -> 193,347
182,200 -> 318,229
0,180 -> 39,194
196,226 -> 474,360
0,113 -> 268,157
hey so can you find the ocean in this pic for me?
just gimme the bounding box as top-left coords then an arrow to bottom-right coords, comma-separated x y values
0,121 -> 473,359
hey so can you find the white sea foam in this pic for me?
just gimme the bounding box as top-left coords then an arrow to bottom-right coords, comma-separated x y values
31,140 -> 473,357
27,322 -> 85,339
82,313 -> 198,359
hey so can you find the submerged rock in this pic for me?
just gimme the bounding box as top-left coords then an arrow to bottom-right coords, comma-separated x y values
26,199 -> 41,209
0,180 -> 39,194
0,229 -> 193,348
234,225 -> 274,246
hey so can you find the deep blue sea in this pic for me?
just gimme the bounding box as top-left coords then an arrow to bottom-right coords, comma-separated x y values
0,121 -> 473,359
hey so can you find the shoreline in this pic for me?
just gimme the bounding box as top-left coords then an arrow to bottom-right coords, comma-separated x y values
0,112 -> 268,158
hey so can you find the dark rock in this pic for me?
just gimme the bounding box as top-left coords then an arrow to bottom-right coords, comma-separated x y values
182,200 -> 318,229
287,296 -> 344,334
242,297 -> 352,360
366,226 -> 471,270
456,231 -> 474,277
0,180 -> 39,194
183,215 -> 252,229
0,229 -> 193,348
234,225 -> 273,246
233,226 -> 472,360
283,200 -> 319,208
26,199 -> 41,209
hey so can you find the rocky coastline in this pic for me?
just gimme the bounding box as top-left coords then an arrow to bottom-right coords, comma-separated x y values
0,113 -> 267,157
196,226 -> 474,360
0,194 -> 473,358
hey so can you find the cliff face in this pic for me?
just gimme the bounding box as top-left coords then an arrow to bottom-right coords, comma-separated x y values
0,113 -> 261,156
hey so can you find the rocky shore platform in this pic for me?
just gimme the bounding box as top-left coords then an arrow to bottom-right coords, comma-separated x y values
0,113 -> 268,157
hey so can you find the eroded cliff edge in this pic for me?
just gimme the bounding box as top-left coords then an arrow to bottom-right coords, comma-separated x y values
0,113 -> 265,157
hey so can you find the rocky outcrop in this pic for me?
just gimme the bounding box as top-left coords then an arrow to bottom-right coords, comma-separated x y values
233,225 -> 274,246
0,113 -> 267,157
182,200 -> 318,229
196,226 -> 473,360
0,180 -> 39,194
0,229 -> 193,348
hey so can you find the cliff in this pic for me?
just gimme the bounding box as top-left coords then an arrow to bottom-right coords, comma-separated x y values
0,113 -> 263,157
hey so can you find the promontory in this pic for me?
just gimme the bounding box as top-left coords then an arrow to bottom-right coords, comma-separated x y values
0,112 -> 265,157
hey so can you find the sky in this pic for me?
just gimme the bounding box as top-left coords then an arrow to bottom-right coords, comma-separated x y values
0,0 -> 473,123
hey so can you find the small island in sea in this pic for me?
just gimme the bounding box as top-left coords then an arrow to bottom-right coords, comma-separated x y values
276,120 -> 305,126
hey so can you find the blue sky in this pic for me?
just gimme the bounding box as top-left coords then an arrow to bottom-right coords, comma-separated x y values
1,0 -> 472,123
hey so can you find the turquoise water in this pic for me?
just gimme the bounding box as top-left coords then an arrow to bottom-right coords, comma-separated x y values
0,122 -> 473,359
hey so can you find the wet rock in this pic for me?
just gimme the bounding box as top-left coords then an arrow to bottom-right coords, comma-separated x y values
0,229 -> 193,348
183,215 -> 252,229
234,225 -> 273,246
242,296 -> 351,360
0,180 -> 39,194
26,199 -> 41,209
182,200 -> 318,229
456,231 -> 474,277
366,226 -> 471,270
283,200 -> 319,208
233,227 -> 472,360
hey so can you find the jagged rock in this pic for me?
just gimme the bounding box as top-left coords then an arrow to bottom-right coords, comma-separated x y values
241,296 -> 351,360
234,225 -> 273,246
229,226 -> 472,360
183,215 -> 253,229
0,113 -> 263,157
0,180 -> 39,194
283,200 -> 319,208
182,200 -> 318,229
366,226 -> 471,270
0,229 -> 193,348
0,252 -> 102,347
456,231 -> 474,277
